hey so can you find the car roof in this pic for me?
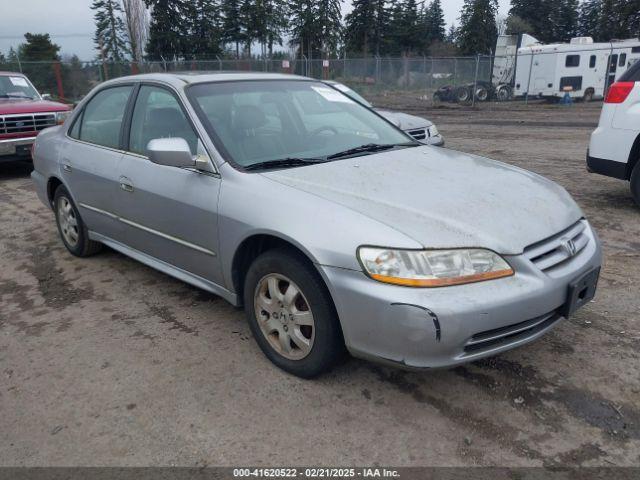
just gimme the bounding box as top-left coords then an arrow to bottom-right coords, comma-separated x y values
0,71 -> 24,76
104,71 -> 311,88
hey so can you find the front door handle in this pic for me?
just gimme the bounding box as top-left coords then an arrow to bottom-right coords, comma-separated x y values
119,176 -> 134,193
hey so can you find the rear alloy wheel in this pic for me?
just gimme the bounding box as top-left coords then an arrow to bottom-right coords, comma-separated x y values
244,249 -> 345,378
54,185 -> 102,257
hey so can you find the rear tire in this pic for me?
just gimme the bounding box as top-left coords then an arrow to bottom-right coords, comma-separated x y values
54,185 -> 102,257
456,86 -> 471,104
583,89 -> 595,102
243,249 -> 345,378
475,86 -> 489,102
631,163 -> 640,207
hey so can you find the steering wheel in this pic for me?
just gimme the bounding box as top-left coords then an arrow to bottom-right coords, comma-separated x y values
312,125 -> 339,136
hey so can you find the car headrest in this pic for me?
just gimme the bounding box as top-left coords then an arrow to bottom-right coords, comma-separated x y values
150,107 -> 184,126
233,105 -> 267,131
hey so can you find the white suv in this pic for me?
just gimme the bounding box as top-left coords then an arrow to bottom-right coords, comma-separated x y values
588,61 -> 640,205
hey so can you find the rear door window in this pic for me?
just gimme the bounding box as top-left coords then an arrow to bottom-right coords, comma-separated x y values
78,85 -> 133,149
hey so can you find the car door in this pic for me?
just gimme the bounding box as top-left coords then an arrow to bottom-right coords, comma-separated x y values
61,84 -> 134,241
117,83 -> 224,286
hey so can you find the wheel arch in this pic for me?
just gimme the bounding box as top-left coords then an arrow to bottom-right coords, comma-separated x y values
230,233 -> 325,307
626,133 -> 640,180
46,176 -> 65,207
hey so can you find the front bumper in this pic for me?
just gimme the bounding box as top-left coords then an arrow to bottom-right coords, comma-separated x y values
0,136 -> 36,162
321,222 -> 601,369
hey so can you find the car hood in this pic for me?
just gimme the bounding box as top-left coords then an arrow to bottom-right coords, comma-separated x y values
262,147 -> 582,254
0,98 -> 70,115
375,109 -> 432,130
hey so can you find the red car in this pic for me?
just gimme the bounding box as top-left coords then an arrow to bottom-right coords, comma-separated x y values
1,72 -> 71,163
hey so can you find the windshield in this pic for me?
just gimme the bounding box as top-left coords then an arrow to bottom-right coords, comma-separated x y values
0,75 -> 40,99
187,80 -> 412,169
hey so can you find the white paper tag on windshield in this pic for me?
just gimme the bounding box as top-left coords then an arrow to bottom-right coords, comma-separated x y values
311,86 -> 354,103
9,76 -> 29,87
332,83 -> 351,93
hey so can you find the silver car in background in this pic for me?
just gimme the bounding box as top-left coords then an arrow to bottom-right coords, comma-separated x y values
323,80 -> 445,146
32,73 -> 601,378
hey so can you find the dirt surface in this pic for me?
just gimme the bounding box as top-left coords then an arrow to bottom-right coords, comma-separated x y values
1,101 -> 639,467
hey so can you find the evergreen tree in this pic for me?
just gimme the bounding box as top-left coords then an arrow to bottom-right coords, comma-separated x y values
457,0 -> 498,55
221,0 -> 244,57
372,0 -> 391,55
261,0 -> 289,56
446,23 -> 458,44
92,0 -> 130,61
578,0 -> 602,38
16,34 -> 61,94
424,0 -> 446,45
388,0 -> 421,55
144,0 -> 190,60
289,0 -> 342,59
598,0 -> 626,39
19,33 -> 61,60
344,0 -> 376,55
188,0 -> 223,58
554,0 -> 580,42
509,0 -> 555,42
316,0 -> 343,55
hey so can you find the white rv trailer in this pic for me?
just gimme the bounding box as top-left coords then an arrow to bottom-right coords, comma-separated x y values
513,37 -> 640,101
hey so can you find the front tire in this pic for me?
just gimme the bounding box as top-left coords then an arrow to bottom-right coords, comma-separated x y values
631,163 -> 640,207
243,249 -> 345,378
54,185 -> 102,257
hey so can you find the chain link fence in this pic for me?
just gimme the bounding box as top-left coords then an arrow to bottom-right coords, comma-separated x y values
2,47 -> 632,106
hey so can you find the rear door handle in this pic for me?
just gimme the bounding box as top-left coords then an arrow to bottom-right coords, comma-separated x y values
119,176 -> 134,193
62,163 -> 71,173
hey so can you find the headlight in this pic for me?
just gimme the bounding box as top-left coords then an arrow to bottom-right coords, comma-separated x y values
428,125 -> 439,137
55,111 -> 71,125
358,247 -> 513,287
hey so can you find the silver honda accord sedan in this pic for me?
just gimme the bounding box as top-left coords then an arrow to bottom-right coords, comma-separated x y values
31,72 -> 602,378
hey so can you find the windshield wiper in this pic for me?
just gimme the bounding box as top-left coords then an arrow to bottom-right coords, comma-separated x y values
326,142 -> 418,160
243,157 -> 327,171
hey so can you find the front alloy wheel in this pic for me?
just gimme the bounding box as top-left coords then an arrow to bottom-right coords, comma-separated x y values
244,249 -> 345,378
254,274 -> 315,360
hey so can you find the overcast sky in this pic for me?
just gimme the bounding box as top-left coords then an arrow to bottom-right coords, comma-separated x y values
0,0 -> 512,60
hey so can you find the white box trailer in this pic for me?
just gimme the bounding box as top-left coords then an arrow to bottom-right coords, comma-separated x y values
513,37 -> 640,101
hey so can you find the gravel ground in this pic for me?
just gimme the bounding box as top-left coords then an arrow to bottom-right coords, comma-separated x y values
0,100 -> 639,468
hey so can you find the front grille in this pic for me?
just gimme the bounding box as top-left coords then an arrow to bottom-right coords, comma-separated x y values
0,113 -> 56,135
408,128 -> 427,140
523,220 -> 589,271
463,311 -> 561,354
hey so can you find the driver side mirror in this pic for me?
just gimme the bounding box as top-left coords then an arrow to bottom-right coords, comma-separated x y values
147,138 -> 195,168
41,93 -> 52,100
